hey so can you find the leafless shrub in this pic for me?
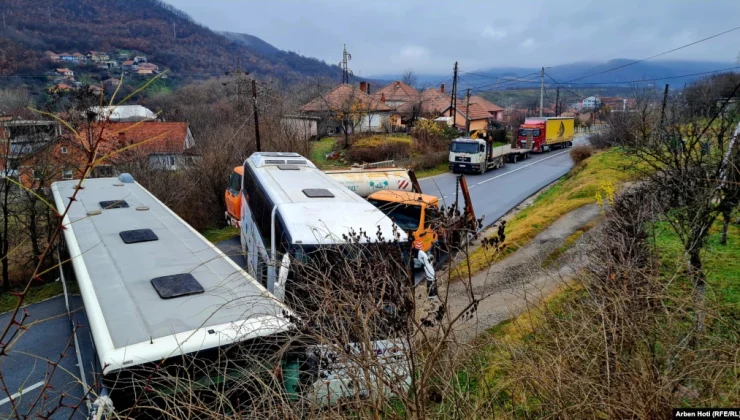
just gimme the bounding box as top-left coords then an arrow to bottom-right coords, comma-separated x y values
495,184 -> 738,419
569,144 -> 593,164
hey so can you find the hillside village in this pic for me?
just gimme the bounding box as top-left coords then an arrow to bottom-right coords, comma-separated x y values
42,50 -> 164,94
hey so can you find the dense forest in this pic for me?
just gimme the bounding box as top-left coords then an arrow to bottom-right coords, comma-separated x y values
0,0 -> 343,82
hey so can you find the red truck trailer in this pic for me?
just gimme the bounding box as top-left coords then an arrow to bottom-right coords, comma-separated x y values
517,117 -> 575,153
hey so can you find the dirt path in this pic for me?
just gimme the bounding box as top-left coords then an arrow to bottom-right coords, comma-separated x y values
420,204 -> 602,341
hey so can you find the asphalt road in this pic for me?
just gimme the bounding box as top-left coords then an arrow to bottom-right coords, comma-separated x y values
419,142 -> 579,229
0,295 -> 89,419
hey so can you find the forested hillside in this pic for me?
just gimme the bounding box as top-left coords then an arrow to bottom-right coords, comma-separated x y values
0,0 -> 342,82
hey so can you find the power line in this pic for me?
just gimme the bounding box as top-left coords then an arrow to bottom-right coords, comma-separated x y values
561,25 -> 740,83
551,66 -> 740,86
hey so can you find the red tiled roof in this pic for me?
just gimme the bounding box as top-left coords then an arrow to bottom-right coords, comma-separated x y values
95,122 -> 192,157
372,81 -> 419,103
396,88 -> 450,116
300,84 -> 392,113
122,60 -> 134,66
72,53 -> 85,57
449,102 -> 492,120
468,96 -> 503,113
56,68 -> 72,73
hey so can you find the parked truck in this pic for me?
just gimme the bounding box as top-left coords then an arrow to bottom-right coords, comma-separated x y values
517,117 -> 575,153
448,137 -> 531,174
226,163 -> 477,266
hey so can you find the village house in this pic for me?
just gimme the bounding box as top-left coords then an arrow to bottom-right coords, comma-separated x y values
58,53 -> 76,62
88,105 -> 157,122
122,60 -> 137,71
72,52 -> 86,63
0,121 -> 196,187
395,84 -> 451,125
468,96 -> 505,121
56,68 -> 74,76
89,85 -> 104,96
299,83 -> 393,135
103,78 -> 121,87
87,51 -> 110,62
372,81 -> 419,109
133,56 -> 147,64
47,83 -> 74,93
440,102 -> 494,133
44,51 -> 60,62
136,69 -> 154,76
137,62 -> 159,73
280,115 -> 320,141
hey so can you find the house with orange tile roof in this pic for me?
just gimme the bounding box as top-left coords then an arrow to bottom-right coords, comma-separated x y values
300,83 -> 392,135
440,102 -> 495,132
372,81 -> 419,109
468,96 -> 504,121
0,121 -> 197,187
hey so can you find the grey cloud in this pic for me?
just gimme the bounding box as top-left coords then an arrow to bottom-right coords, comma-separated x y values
166,0 -> 740,75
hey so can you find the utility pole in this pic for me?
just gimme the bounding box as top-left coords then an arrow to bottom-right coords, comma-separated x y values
173,21 -> 176,39
465,88 -> 471,133
252,79 -> 261,152
539,66 -> 545,117
658,84 -> 669,143
450,61 -> 458,130
340,44 -> 352,84
555,86 -> 560,117
224,59 -> 254,150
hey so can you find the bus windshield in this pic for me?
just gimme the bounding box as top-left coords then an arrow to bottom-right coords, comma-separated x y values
367,199 -> 422,231
449,142 -> 479,154
518,129 -> 541,137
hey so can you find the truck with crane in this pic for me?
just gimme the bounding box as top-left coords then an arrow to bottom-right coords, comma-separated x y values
448,137 -> 532,174
517,117 -> 575,153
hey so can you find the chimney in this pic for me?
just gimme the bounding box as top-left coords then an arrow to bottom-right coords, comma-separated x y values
367,83 -> 371,95
396,81 -> 400,87
380,93 -> 386,103
359,81 -> 367,93
440,84 -> 445,93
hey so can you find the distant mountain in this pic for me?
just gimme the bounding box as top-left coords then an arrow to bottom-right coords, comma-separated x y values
392,59 -> 737,90
0,0 -> 343,83
219,32 -> 281,57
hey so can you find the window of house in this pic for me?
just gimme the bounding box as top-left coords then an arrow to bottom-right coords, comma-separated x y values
94,166 -> 114,178
62,169 -> 73,180
61,146 -> 68,154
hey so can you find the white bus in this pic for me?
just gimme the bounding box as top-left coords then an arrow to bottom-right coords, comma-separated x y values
239,152 -> 410,294
52,175 -> 295,415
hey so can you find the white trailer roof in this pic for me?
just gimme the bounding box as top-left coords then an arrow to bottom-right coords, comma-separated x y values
52,177 -> 291,373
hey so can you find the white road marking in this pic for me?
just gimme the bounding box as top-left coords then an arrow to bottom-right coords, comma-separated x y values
0,381 -> 45,407
476,149 -> 571,186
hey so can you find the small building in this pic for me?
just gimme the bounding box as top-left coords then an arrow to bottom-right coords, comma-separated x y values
133,56 -> 147,64
59,53 -> 75,62
281,115 -> 320,141
87,51 -> 110,62
137,62 -> 159,73
122,60 -> 136,70
372,81 -> 419,109
45,51 -> 60,62
48,83 -> 74,93
299,83 -> 393,135
468,96 -> 504,121
56,68 -> 74,76
581,96 -> 602,111
72,52 -> 86,62
88,105 -> 157,122
89,85 -> 104,95
440,102 -> 494,133
136,69 -> 153,76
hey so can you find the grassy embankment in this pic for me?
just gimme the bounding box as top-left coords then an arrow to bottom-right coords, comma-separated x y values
452,148 -> 642,279
437,218 -> 740,416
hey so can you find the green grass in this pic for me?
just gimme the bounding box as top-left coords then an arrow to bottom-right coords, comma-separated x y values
655,220 -> 740,309
0,281 -> 64,314
309,137 -> 340,169
415,161 -> 449,178
201,226 -> 239,243
453,148 -> 643,279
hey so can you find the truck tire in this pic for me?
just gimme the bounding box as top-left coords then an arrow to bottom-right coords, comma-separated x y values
512,154 -> 518,163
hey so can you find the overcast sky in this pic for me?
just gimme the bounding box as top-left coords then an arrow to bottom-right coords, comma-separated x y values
166,0 -> 740,76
